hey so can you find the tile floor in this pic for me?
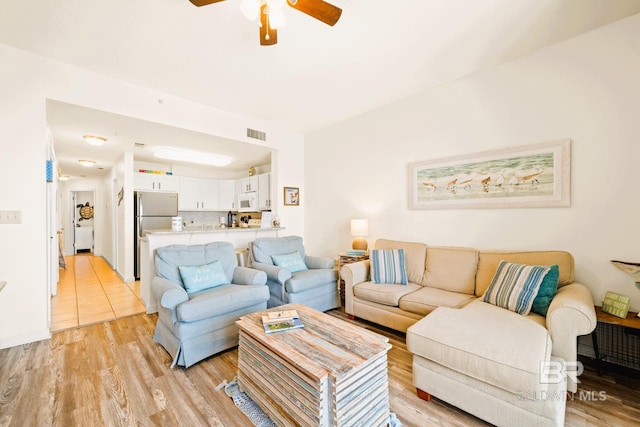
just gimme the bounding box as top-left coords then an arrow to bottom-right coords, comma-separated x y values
51,254 -> 146,332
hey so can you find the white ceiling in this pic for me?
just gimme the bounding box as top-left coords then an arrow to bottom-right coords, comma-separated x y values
2,0 -> 640,179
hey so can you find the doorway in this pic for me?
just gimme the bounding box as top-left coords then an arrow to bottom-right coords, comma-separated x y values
72,190 -> 95,254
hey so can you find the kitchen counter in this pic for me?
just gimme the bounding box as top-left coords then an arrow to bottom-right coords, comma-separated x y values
140,226 -> 285,313
146,226 -> 283,235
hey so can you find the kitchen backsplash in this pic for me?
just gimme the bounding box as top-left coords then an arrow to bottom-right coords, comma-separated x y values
178,210 -> 264,228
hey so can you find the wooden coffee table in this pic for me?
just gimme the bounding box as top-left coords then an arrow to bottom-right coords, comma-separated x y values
236,304 -> 391,427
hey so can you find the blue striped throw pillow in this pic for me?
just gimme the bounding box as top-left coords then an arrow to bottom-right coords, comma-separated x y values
482,261 -> 551,315
371,249 -> 408,285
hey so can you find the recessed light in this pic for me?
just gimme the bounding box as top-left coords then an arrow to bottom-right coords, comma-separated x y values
78,159 -> 96,167
83,135 -> 107,146
154,147 -> 232,167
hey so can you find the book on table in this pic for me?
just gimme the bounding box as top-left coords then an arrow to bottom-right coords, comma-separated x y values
262,317 -> 304,334
262,309 -> 303,333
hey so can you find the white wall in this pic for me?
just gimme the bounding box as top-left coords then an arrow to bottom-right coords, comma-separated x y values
0,43 -> 305,348
306,14 -> 640,311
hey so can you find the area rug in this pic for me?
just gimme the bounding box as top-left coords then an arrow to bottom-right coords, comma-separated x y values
218,378 -> 402,427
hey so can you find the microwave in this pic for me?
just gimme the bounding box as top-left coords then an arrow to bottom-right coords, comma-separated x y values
237,192 -> 258,212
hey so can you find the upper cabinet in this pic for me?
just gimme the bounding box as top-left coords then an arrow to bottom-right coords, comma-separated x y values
219,180 -> 236,211
258,173 -> 271,210
179,177 -> 220,211
134,173 -> 179,192
239,176 -> 259,193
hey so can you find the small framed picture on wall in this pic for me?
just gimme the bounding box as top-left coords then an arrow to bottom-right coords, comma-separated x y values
284,187 -> 300,206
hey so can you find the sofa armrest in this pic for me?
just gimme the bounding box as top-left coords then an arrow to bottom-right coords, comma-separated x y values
233,267 -> 267,286
340,260 -> 371,315
151,276 -> 189,310
251,261 -> 292,285
305,255 -> 335,270
546,282 -> 597,392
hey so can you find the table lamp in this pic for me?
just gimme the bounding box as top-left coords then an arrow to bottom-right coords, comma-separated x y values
350,219 -> 369,251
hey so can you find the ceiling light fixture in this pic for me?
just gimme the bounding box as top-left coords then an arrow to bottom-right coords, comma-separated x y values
59,175 -> 71,181
154,148 -> 232,167
78,159 -> 96,167
82,135 -> 107,146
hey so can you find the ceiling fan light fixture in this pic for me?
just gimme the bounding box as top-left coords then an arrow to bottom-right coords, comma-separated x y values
78,159 -> 96,167
82,135 -> 107,146
240,0 -> 261,21
154,147 -> 232,167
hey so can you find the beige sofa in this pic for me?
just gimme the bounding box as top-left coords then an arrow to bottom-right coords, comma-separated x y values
341,239 -> 597,427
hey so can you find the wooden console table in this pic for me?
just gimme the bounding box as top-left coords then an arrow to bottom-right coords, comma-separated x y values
236,304 -> 390,427
592,305 -> 640,374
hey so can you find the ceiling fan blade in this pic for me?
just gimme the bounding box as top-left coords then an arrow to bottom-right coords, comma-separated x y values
188,0 -> 225,7
260,4 -> 278,46
287,0 -> 342,26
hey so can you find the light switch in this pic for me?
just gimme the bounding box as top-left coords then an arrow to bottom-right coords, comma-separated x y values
0,210 -> 22,224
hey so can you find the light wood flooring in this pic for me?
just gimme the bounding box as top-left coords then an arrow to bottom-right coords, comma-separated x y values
2,310 -> 640,426
51,254 -> 145,332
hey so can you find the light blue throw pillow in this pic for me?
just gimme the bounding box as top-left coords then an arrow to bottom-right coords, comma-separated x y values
371,249 -> 408,285
271,252 -> 308,273
178,260 -> 229,293
482,261 -> 550,315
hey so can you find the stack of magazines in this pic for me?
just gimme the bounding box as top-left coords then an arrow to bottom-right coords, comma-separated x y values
261,309 -> 304,333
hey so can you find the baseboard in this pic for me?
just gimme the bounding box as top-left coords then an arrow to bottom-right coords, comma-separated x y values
146,303 -> 158,314
0,329 -> 51,350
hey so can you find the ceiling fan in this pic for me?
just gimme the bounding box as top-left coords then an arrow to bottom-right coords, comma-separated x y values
188,0 -> 342,46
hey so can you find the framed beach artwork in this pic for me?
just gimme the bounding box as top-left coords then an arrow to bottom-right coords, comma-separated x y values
408,139 -> 570,209
284,186 -> 300,206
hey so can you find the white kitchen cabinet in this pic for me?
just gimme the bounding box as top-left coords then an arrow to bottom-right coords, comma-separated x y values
258,173 -> 271,210
134,173 -> 179,192
219,180 -> 236,210
239,176 -> 259,193
179,177 -> 220,211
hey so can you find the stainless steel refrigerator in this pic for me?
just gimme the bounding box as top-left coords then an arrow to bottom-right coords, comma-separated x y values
134,191 -> 178,279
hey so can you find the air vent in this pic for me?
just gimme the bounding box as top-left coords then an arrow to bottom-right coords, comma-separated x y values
133,142 -> 145,148
247,128 -> 267,141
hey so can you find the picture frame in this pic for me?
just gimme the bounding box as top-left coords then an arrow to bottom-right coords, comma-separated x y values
408,139 -> 571,210
284,186 -> 300,206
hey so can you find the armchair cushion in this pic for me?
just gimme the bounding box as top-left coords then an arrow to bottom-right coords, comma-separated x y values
252,235 -> 305,265
286,268 -> 338,293
179,261 -> 229,293
176,283 -> 269,323
271,251 -> 308,273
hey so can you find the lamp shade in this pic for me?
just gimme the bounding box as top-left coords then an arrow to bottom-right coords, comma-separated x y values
350,219 -> 368,237
350,219 -> 368,251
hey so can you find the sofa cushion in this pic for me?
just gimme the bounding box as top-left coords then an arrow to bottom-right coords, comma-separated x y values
354,282 -> 422,307
371,249 -> 408,285
482,261 -> 550,315
476,251 -> 574,296
423,247 -> 478,295
286,268 -> 338,293
179,261 -> 229,294
176,283 -> 269,323
271,251 -> 308,273
406,300 -> 552,395
399,287 -> 476,316
531,264 -> 559,317
374,239 -> 427,285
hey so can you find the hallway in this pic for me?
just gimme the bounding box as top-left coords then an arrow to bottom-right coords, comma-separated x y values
51,254 -> 145,332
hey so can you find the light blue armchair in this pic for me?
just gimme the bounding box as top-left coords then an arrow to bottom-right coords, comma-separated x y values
151,241 -> 269,368
249,236 -> 339,312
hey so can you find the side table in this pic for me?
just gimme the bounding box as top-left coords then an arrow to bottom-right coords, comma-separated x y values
338,253 -> 369,307
592,305 -> 640,374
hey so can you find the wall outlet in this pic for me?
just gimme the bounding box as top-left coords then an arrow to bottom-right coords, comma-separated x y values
0,210 -> 22,224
